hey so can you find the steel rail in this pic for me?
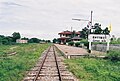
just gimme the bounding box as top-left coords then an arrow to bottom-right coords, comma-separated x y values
53,46 -> 62,81
33,46 -> 51,81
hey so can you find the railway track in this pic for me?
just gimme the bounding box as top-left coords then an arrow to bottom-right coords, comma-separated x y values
23,45 -> 77,81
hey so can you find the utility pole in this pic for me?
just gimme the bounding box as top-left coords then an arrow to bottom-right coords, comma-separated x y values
89,11 -> 93,34
72,19 -> 89,21
71,27 -> 73,32
72,11 -> 93,53
90,11 -> 93,28
72,11 -> 93,27
88,11 -> 93,53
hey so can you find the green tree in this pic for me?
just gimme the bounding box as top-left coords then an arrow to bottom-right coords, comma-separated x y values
71,30 -> 76,38
68,41 -> 74,46
12,32 -> 21,42
93,23 -> 103,34
28,38 -> 40,43
0,35 -> 5,45
103,27 -> 110,35
2,39 -> 9,45
0,37 -> 2,45
80,23 -> 110,40
53,38 -> 57,43
45,40 -> 51,43
0,35 -> 3,45
53,38 -> 61,44
80,27 -> 89,39
21,37 -> 29,40
0,35 -> 13,45
5,36 -> 13,45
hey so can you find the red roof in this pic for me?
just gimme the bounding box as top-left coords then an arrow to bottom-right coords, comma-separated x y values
75,32 -> 80,35
58,31 -> 72,35
58,31 -> 80,35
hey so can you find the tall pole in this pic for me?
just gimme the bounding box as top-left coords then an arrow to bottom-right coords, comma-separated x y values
89,11 -> 93,36
91,11 -> 93,27
71,27 -> 72,32
89,11 -> 93,35
88,11 -> 93,53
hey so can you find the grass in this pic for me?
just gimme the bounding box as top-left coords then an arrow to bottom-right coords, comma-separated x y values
110,40 -> 120,44
65,58 -> 120,81
0,43 -> 51,81
0,45 -> 16,57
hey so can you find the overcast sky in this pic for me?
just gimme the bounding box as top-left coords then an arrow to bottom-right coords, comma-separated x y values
0,0 -> 120,40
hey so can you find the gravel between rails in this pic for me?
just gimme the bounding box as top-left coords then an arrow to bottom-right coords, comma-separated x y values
23,45 -> 78,81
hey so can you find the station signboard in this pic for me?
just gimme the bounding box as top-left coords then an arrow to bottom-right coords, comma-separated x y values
88,34 -> 110,42
88,34 -> 111,53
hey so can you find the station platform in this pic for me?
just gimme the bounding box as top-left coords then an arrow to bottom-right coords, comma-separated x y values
54,44 -> 88,59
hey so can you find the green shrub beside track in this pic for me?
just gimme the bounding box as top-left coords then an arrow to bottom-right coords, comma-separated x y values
107,50 -> 120,61
65,57 -> 120,81
0,43 -> 51,81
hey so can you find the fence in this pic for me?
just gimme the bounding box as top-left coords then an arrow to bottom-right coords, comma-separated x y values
92,44 -> 120,52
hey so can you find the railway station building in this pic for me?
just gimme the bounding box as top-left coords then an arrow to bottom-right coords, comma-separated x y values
58,30 -> 81,44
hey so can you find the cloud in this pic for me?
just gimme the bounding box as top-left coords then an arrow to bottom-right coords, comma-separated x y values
0,0 -> 120,39
1,2 -> 22,7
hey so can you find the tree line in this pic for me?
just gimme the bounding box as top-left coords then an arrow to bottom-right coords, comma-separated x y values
0,32 -> 51,45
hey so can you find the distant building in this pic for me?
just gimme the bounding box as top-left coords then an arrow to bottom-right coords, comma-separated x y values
16,39 -> 28,43
71,36 -> 82,43
58,30 -> 81,44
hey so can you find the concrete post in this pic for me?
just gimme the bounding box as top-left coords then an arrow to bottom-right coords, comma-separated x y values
68,55 -> 71,59
107,41 -> 110,53
89,41 -> 91,53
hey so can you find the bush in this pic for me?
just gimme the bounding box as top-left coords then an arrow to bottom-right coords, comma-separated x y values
63,42 -> 66,45
110,39 -> 120,44
80,39 -> 89,48
75,42 -> 80,47
107,50 -> 120,61
68,42 -> 74,46
65,58 -> 120,81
